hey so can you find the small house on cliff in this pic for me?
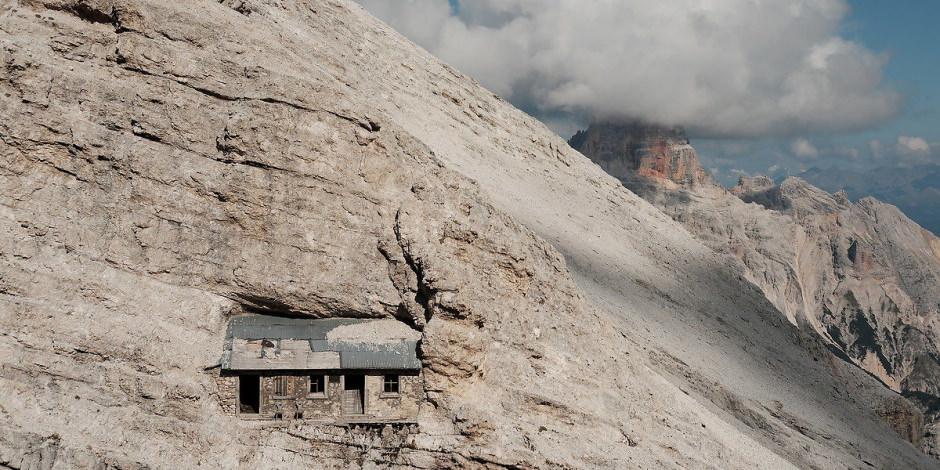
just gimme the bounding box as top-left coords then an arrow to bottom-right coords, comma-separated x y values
217,315 -> 422,423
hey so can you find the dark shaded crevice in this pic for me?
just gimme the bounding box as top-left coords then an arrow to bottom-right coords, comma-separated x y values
216,157 -> 290,173
388,218 -> 461,323
848,309 -> 894,375
227,293 -> 308,318
826,347 -> 905,399
848,239 -> 859,263
378,211 -> 441,413
376,239 -> 424,331
130,120 -> 162,143
826,319 -> 846,350
820,302 -> 902,393
392,209 -> 434,324
904,391 -> 940,416
824,343 -> 854,364
218,0 -> 256,17
115,61 -> 374,130
47,164 -> 84,181
131,130 -> 162,143
460,454 -> 529,470
62,2 -> 115,25
226,293 -> 380,321
44,0 -> 138,34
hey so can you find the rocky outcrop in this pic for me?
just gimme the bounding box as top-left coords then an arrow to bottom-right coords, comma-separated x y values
573,123 -> 940,457
0,1 -> 643,467
798,164 -> 940,236
2,1 -> 938,469
569,122 -> 708,190
729,174 -> 775,196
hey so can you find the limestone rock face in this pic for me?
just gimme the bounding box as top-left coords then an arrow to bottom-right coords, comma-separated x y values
1,1 -> 939,469
569,122 -> 708,189
730,175 -> 775,196
573,122 -> 940,457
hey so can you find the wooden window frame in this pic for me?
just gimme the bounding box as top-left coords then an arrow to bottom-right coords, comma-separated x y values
381,374 -> 400,396
272,375 -> 289,398
308,374 -> 328,398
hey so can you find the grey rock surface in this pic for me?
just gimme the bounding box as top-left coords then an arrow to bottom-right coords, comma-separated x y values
572,122 -> 940,458
1,1 -> 937,469
798,164 -> 940,236
569,122 -> 709,189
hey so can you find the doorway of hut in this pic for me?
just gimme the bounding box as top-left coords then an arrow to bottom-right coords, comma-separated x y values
343,374 -> 365,415
239,375 -> 260,414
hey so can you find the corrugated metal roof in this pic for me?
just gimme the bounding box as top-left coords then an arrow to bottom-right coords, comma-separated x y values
310,339 -> 422,370
222,316 -> 421,371
225,315 -> 367,341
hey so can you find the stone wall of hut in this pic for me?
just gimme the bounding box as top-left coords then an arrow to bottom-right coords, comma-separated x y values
219,371 -> 422,422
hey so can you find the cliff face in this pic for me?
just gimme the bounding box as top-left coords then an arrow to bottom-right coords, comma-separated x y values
1,2 -> 648,467
798,164 -> 940,236
2,1 -> 938,469
736,179 -> 940,419
569,123 -> 708,189
572,123 -> 940,456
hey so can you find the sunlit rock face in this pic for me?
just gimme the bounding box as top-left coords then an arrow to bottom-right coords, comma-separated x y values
573,122 -> 940,457
569,122 -> 708,190
2,0 -> 939,468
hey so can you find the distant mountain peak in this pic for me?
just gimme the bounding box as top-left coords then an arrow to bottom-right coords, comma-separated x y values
569,121 -> 708,189
575,125 -> 940,455
730,175 -> 775,195
797,164 -> 940,236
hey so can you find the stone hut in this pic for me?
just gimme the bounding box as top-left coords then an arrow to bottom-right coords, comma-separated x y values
217,315 -> 423,423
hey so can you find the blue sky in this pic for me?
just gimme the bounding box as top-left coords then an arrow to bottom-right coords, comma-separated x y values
843,0 -> 939,144
693,1 -> 940,185
361,0 -> 938,183
360,0 -> 940,232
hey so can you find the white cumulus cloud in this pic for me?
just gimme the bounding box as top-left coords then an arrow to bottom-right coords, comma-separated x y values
357,0 -> 901,138
791,138 -> 820,159
896,135 -> 930,155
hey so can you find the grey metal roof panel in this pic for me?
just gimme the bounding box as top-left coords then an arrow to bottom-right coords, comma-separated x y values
334,340 -> 421,370
310,339 -> 421,370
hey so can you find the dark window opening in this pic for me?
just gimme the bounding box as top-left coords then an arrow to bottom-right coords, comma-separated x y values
274,376 -> 288,396
383,375 -> 400,394
309,375 -> 325,395
239,375 -> 260,414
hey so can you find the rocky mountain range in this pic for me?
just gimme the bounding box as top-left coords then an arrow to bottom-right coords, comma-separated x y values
571,122 -> 940,458
798,164 -> 940,236
1,0 -> 938,468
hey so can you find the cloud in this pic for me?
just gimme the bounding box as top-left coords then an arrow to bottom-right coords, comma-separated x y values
791,138 -> 820,159
357,0 -> 900,138
896,136 -> 930,155
868,139 -> 884,159
834,146 -> 860,160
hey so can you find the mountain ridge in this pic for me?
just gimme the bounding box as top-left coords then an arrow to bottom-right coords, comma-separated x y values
571,121 -> 940,456
797,164 -> 940,236
1,1 -> 937,468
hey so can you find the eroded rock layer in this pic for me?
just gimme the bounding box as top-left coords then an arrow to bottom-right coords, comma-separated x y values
1,1 -> 938,469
